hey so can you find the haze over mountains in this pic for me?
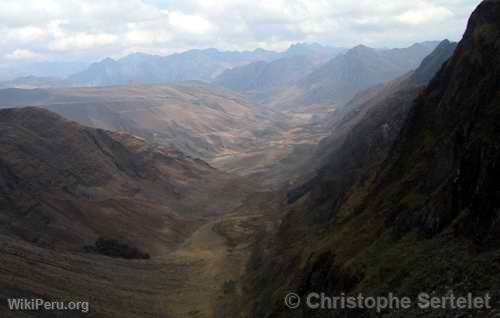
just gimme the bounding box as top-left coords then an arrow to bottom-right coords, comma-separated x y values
0,43 -> 344,88
0,1 -> 499,317
0,38 -> 444,192
0,41 -> 436,98
0,61 -> 89,82
253,41 -> 440,110
0,40 -> 441,167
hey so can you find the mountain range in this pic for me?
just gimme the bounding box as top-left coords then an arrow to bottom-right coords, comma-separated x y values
0,43 -> 344,89
0,1 -> 498,317
255,41 -> 440,110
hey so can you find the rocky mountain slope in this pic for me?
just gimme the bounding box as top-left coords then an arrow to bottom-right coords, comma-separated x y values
282,39 -> 458,194
239,1 -> 500,317
413,39 -> 458,84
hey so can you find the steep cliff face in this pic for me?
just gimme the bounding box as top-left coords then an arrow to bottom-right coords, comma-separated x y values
243,1 -> 500,317
370,0 -> 500,240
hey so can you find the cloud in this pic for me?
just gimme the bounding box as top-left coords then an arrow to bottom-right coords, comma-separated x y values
168,11 -> 215,35
49,33 -> 118,51
3,26 -> 49,43
5,49 -> 42,60
396,5 -> 454,25
0,0 -> 484,64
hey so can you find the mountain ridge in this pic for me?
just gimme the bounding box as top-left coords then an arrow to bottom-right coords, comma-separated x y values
256,41 -> 440,111
237,1 -> 500,316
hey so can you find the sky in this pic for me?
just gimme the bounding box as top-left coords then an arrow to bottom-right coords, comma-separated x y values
0,0 -> 483,65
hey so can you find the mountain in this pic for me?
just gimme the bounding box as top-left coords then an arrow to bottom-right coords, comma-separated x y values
0,82 -> 283,160
66,48 -> 280,87
238,1 -> 499,316
286,39 -> 458,203
262,42 -> 439,110
214,55 -> 318,93
280,39 -> 457,212
413,39 -> 458,84
282,42 -> 346,58
319,39 -> 458,139
0,107 -> 252,250
0,107 -> 257,317
0,44 -> 344,90
67,44 -> 345,88
213,43 -> 345,95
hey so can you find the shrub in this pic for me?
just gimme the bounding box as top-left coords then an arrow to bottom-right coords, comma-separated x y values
84,237 -> 150,259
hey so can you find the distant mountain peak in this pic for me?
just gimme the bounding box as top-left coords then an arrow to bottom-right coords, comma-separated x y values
352,44 -> 372,49
347,44 -> 377,56
283,42 -> 346,59
119,52 -> 156,61
408,42 -> 426,49
413,39 -> 457,84
287,42 -> 323,50
99,57 -> 117,65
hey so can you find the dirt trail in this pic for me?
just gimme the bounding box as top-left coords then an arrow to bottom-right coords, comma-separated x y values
160,217 -> 249,318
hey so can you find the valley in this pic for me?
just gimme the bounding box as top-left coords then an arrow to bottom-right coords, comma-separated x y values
0,86 -> 327,317
0,82 -> 333,188
0,1 -> 499,317
0,107 -> 277,318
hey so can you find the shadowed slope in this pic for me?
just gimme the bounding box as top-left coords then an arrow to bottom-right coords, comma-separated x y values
241,2 -> 500,317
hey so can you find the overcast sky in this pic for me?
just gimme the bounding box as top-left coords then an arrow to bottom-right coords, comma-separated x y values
0,0 -> 482,64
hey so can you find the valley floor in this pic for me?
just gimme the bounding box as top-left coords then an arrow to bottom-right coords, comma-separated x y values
160,216 -> 247,317
157,189 -> 279,318
0,205 -> 273,318
209,109 -> 331,188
